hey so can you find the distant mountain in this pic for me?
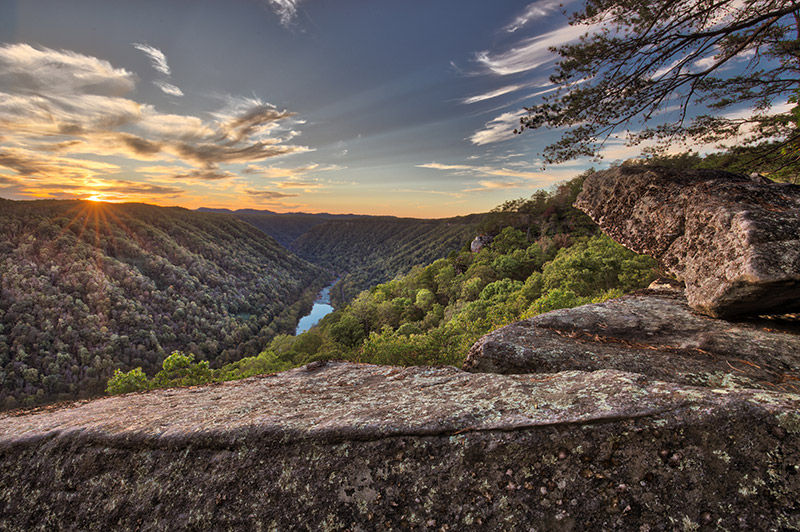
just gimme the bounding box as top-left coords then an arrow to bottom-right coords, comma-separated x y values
197,207 -> 277,215
198,207 -> 485,304
196,208 -> 368,248
290,214 -> 484,304
200,207 -> 485,303
0,198 -> 328,409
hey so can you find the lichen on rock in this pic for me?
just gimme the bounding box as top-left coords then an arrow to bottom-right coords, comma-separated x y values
1,362 -> 799,530
465,282 -> 800,392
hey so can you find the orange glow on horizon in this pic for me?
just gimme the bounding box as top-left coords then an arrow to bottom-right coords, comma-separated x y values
84,192 -> 124,204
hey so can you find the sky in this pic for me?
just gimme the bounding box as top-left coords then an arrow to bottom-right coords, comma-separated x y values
0,0 -> 757,217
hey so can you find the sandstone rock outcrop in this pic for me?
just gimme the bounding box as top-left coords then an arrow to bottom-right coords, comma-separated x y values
465,281 -> 800,391
574,166 -> 800,318
2,361 -> 799,530
470,234 -> 493,253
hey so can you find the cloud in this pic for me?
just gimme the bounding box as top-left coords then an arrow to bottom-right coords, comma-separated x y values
4,174 -> 184,201
136,164 -> 194,176
265,0 -> 303,27
464,180 -> 523,192
0,43 -> 135,95
417,161 -> 533,181
482,167 -> 545,179
153,80 -> 184,97
0,174 -> 20,185
245,189 -> 298,199
218,103 -> 295,143
0,43 -> 310,195
100,180 -> 184,197
133,43 -> 171,75
274,180 -> 324,189
132,43 -> 184,97
417,159 -> 574,189
475,23 -> 587,75
244,162 -> 345,178
504,0 -> 565,33
171,140 -> 308,166
415,162 -> 473,171
169,169 -> 236,181
0,147 -> 120,180
137,111 -> 212,138
468,111 -> 526,145
462,85 -> 523,104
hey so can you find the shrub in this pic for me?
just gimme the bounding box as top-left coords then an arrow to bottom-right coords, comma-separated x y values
151,351 -> 212,388
106,367 -> 149,395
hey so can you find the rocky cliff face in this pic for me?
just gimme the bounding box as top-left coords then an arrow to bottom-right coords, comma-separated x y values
574,166 -> 800,318
2,362 -> 799,531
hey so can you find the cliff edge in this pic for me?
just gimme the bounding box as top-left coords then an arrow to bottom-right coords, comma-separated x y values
2,362 -> 799,530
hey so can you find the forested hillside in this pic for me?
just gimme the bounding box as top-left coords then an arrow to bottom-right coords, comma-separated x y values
0,199 -> 328,409
290,215 -> 484,304
108,174 -> 658,393
199,208 -> 365,249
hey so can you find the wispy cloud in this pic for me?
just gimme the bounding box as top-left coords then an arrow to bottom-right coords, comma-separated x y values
462,84 -> 523,104
246,189 -> 298,199
417,159 -> 582,192
0,171 -> 185,201
482,167 -> 544,179
0,43 -> 135,95
244,162 -> 345,179
596,101 -> 797,161
274,180 -> 324,189
169,169 -> 237,181
468,111 -> 526,145
417,160 -> 543,184
0,43 -> 309,194
416,162 -> 473,171
244,163 -> 348,193
504,0 -> 565,33
265,0 -> 302,27
133,43 -> 171,75
475,23 -> 586,75
0,147 -> 120,180
133,43 -> 185,97
464,180 -> 522,192
153,80 -> 184,97
99,180 -> 184,197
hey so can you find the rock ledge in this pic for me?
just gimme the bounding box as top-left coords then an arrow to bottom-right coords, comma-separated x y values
2,362 -> 799,530
575,166 -> 800,317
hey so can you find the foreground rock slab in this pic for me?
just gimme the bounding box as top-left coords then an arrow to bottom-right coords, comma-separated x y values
575,166 -> 800,318
465,284 -> 800,392
2,362 -> 799,530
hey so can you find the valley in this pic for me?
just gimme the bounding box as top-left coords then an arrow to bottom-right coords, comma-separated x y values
0,199 -> 327,408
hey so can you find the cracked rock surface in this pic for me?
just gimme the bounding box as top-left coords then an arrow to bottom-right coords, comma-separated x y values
465,283 -> 800,392
574,166 -> 800,318
2,361 -> 800,530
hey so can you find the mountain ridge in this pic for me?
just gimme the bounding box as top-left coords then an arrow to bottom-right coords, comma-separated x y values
0,197 -> 327,409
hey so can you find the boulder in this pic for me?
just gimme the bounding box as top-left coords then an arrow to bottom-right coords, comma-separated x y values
2,361 -> 799,530
470,234 -> 493,253
465,282 -> 800,391
574,166 -> 800,318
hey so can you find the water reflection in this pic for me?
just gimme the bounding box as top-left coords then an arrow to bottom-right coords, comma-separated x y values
295,281 -> 337,335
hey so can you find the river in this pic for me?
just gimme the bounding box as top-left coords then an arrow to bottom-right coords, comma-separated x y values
295,280 -> 337,335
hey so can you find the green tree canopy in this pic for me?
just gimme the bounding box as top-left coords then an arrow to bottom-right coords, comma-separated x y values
517,0 -> 800,173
